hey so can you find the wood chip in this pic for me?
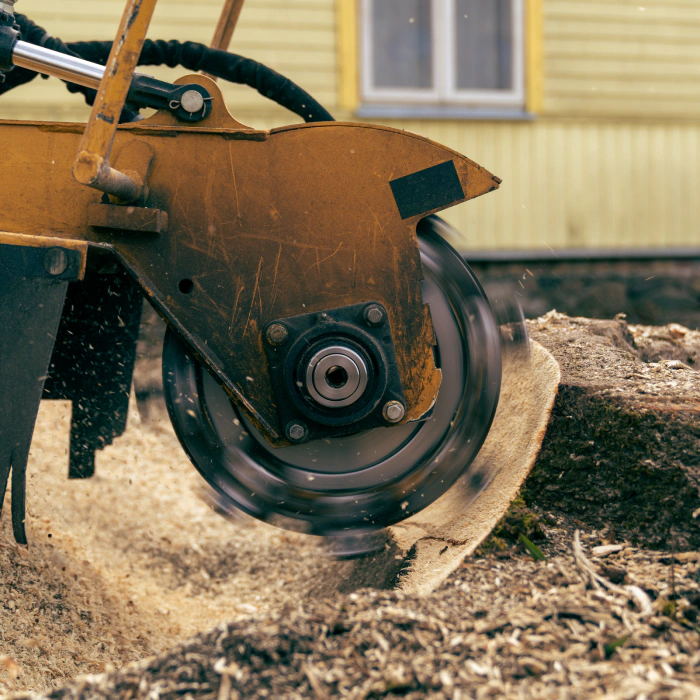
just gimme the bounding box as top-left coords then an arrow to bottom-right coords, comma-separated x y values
592,544 -> 624,558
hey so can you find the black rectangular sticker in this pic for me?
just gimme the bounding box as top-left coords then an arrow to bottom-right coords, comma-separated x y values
389,160 -> 465,220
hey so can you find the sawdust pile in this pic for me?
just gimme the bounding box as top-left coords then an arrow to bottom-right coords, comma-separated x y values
0,399 -> 360,697
0,513 -> 157,691
17,527 -> 700,700
629,322 -> 700,366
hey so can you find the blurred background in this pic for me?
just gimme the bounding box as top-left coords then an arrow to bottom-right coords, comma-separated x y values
4,0 -> 699,331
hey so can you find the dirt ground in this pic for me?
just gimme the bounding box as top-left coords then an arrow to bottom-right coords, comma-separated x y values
0,314 -> 699,698
10,508 -> 700,699
0,399 -> 363,696
3,402 -> 700,699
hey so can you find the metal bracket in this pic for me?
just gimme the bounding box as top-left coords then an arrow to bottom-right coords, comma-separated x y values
262,302 -> 407,445
88,203 -> 168,233
0,237 -> 85,543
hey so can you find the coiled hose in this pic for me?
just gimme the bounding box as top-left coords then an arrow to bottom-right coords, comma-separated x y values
0,13 -> 335,124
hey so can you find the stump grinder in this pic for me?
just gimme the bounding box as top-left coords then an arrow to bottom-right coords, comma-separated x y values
0,0 -> 506,546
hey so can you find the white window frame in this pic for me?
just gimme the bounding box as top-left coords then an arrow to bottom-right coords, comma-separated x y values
360,0 -> 525,108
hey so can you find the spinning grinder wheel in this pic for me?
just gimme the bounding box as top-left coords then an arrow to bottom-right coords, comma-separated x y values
163,218 -> 502,537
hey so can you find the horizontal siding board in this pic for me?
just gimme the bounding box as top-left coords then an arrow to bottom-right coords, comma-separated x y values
543,101 -> 700,120
546,41 -> 700,62
546,19 -> 700,43
547,80 -> 700,98
548,60 -> 700,81
543,0 -> 700,118
369,120 -> 700,251
32,5 -> 334,23
547,2 -> 700,24
25,0 -> 333,17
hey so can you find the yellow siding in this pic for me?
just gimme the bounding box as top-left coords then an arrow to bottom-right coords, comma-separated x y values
543,0 -> 700,119
386,119 -> 700,250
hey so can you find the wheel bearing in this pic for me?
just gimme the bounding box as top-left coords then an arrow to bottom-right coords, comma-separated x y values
305,345 -> 369,408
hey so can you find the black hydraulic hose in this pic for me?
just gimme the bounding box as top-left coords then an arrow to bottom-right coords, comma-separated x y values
72,39 -> 335,124
1,14 -> 335,124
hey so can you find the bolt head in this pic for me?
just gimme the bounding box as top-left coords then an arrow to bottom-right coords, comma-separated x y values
44,248 -> 68,276
382,400 -> 405,424
286,422 -> 307,442
266,323 -> 289,346
180,89 -> 205,114
364,304 -> 385,327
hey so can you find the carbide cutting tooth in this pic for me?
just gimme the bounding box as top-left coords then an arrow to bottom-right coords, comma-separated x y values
11,449 -> 29,545
0,450 -> 11,519
0,448 -> 29,545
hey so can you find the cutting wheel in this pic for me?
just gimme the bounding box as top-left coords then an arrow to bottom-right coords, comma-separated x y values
163,217 -> 502,537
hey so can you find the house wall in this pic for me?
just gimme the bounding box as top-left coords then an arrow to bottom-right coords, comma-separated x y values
363,0 -> 700,249
543,0 -> 700,119
2,0 -> 698,250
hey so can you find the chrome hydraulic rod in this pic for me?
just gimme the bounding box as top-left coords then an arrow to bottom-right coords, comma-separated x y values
12,40 -> 105,89
9,39 -> 211,126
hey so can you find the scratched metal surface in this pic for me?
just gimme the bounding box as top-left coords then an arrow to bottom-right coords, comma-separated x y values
0,78 -> 500,443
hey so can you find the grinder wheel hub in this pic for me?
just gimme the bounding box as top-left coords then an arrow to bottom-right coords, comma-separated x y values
163,218 -> 502,536
306,345 -> 369,408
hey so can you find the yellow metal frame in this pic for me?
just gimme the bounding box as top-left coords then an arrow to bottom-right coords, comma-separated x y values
203,0 -> 246,80
73,0 -> 159,202
210,0 -> 246,50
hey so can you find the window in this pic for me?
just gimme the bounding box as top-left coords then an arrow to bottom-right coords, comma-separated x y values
360,0 -> 525,111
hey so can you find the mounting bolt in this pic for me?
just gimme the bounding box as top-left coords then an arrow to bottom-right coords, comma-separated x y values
266,323 -> 289,347
180,89 -> 205,114
364,304 -> 385,327
43,248 -> 68,276
286,422 -> 308,443
382,400 -> 405,424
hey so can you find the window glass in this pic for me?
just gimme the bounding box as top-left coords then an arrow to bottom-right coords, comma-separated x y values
371,0 -> 433,89
456,0 -> 513,90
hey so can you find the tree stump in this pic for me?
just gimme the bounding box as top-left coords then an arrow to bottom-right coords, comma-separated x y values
525,312 -> 700,550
